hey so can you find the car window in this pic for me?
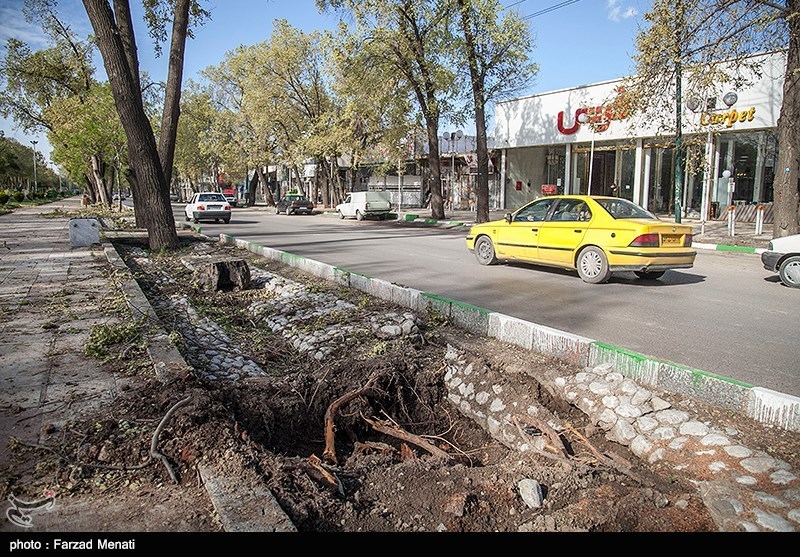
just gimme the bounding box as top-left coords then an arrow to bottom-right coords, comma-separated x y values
344,195 -> 351,204
199,194 -> 226,202
549,199 -> 592,222
596,198 -> 656,220
513,199 -> 555,222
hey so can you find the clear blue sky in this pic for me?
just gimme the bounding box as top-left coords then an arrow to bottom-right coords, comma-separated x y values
1,0 -> 650,165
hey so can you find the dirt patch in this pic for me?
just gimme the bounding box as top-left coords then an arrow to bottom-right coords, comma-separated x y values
4,233 -> 796,532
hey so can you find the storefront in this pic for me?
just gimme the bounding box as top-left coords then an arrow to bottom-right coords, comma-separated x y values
493,51 -> 785,218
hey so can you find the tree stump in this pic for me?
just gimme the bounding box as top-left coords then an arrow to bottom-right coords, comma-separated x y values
194,259 -> 251,291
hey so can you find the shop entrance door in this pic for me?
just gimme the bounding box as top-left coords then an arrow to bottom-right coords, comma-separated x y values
589,151 -> 616,196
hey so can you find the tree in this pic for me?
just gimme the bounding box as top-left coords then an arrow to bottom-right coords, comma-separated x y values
81,0 -> 207,250
623,0 -> 798,237
453,0 -> 536,223
319,0 -> 457,220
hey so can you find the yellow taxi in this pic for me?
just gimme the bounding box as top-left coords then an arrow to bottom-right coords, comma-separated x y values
465,195 -> 696,284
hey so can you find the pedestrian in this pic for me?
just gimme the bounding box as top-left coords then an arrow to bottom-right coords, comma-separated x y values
81,194 -> 90,208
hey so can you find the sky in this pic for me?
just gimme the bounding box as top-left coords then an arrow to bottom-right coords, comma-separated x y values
0,0 -> 650,166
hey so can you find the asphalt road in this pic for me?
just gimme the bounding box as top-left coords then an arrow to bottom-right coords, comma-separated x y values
176,204 -> 800,398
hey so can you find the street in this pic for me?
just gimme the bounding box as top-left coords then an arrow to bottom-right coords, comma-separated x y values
174,204 -> 800,399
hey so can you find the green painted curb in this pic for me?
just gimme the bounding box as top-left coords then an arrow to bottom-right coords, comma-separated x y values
404,214 -> 419,221
592,341 -> 756,389
716,244 -> 757,253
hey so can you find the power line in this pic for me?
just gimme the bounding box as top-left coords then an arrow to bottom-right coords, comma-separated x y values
522,0 -> 583,21
504,0 -> 530,8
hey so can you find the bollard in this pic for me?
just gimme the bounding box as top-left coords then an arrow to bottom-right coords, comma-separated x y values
755,204 -> 764,235
727,205 -> 735,236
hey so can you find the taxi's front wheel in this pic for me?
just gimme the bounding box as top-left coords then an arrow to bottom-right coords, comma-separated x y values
475,236 -> 498,266
577,246 -> 611,284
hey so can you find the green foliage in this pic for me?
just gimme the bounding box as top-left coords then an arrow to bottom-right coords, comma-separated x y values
0,192 -> 8,205
84,320 -> 144,361
12,191 -> 24,202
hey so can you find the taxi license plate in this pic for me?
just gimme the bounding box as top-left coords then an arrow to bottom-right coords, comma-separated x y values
661,235 -> 681,246
208,205 -> 221,210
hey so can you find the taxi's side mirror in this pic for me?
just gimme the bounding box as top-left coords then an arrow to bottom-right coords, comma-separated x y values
505,213 -> 512,223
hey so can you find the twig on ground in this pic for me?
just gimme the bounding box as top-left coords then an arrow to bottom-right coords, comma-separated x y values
512,414 -> 570,459
150,396 -> 193,483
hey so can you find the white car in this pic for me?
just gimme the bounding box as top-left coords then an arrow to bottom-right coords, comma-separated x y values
336,191 -> 392,221
761,233 -> 800,288
184,192 -> 231,224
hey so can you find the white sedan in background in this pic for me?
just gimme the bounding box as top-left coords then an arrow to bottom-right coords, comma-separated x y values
761,233 -> 800,288
184,192 -> 232,224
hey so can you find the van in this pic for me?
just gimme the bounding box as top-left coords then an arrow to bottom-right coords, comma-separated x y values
336,191 -> 392,221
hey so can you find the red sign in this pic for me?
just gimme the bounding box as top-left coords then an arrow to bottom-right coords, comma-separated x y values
542,184 -> 557,195
224,189 -> 235,196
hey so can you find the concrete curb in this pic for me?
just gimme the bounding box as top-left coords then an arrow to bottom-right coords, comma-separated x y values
218,233 -> 799,432
692,242 -> 767,254
103,242 -> 192,384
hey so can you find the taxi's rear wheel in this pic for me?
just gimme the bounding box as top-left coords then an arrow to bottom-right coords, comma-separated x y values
634,270 -> 665,280
779,256 -> 800,288
577,246 -> 611,284
475,236 -> 498,266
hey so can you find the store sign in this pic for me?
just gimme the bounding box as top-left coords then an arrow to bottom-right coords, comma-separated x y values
542,184 -> 557,195
700,107 -> 756,128
557,88 -> 629,135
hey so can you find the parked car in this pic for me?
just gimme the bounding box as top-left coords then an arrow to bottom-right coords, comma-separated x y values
169,193 -> 179,202
336,191 -> 392,221
466,195 -> 696,284
223,189 -> 238,208
761,233 -> 800,288
184,192 -> 231,224
275,194 -> 315,215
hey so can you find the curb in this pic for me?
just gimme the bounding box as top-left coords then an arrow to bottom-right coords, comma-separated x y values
692,242 -> 767,254
103,241 -> 192,383
219,232 -> 800,433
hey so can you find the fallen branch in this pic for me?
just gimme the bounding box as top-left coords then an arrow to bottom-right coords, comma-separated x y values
306,454 -> 344,496
512,415 -> 570,459
512,420 -> 573,471
150,396 -> 193,483
363,416 -> 451,460
322,376 -> 379,465
562,423 -> 609,463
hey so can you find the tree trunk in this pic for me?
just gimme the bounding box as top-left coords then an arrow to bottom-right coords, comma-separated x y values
83,173 -> 97,203
83,0 -> 178,250
457,0 -> 490,223
426,118 -> 444,220
773,1 -> 800,238
247,169 -> 258,206
256,165 -> 276,206
157,0 -> 190,188
90,154 -> 110,207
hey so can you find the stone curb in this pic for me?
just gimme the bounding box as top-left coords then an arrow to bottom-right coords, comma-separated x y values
103,242 -> 191,384
218,233 -> 800,433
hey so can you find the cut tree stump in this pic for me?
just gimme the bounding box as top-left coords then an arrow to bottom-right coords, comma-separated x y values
194,259 -> 251,291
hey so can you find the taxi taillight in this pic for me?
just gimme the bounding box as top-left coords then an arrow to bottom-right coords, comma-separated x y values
224,205 -> 231,211
629,233 -> 660,247
197,205 -> 205,211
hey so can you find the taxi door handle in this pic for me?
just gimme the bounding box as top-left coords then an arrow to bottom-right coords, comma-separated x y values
530,228 -> 538,233
574,229 -> 582,233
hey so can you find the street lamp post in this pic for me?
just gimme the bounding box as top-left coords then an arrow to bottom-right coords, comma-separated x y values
30,140 -> 39,194
576,113 -> 594,195
441,130 -> 463,211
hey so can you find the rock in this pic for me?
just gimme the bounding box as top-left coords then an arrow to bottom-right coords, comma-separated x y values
651,427 -> 676,441
378,325 -> 403,338
443,493 -> 468,516
654,409 -> 690,425
679,421 -> 709,436
631,389 -> 652,406
589,381 -> 611,395
723,445 -> 752,458
650,396 -> 671,411
475,391 -> 490,405
489,398 -> 506,412
770,470 -> 797,485
630,435 -> 653,458
601,395 -> 620,409
740,456 -> 778,474
734,475 -> 758,485
592,362 -> 614,374
753,509 -> 795,532
635,416 -> 658,433
610,420 -> 636,445
700,433 -> 730,446
615,404 -> 643,419
753,492 -> 789,508
518,479 -> 544,509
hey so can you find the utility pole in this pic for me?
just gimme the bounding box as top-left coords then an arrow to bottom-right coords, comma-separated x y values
673,0 -> 685,224
30,140 -> 39,194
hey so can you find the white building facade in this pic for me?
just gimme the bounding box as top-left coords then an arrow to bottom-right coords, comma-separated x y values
493,51 -> 786,218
